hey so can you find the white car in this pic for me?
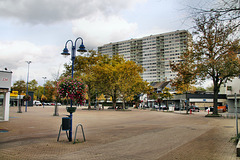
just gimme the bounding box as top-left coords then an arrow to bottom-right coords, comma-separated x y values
35,102 -> 42,106
154,105 -> 159,109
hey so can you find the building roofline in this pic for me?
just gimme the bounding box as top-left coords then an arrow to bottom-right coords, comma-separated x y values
0,70 -> 13,73
98,30 -> 190,48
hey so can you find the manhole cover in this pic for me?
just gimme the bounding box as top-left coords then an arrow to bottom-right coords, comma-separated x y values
0,129 -> 9,133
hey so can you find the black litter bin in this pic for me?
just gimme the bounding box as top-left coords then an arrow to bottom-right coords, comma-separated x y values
62,117 -> 70,131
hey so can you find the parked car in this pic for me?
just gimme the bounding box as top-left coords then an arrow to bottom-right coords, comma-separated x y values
35,101 -> 42,106
174,106 -> 180,111
49,102 -> 61,106
154,105 -> 159,109
160,105 -> 168,110
188,106 -> 200,112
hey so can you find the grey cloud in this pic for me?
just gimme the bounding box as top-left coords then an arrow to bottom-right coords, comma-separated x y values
0,0 -> 141,24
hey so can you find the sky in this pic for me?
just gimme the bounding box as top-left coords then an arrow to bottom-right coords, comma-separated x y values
0,0 -> 217,87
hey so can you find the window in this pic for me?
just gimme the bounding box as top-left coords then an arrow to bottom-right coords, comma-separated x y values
227,86 -> 232,91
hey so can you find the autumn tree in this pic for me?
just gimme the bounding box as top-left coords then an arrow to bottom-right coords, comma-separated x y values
171,49 -> 197,93
92,54 -> 151,108
117,60 -> 151,108
44,80 -> 56,102
92,54 -> 124,108
63,50 -> 107,109
171,48 -> 197,113
189,13 -> 239,115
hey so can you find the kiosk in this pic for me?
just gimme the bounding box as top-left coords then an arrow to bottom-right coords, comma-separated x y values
0,70 -> 12,121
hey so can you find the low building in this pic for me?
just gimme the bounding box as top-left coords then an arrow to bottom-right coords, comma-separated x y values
220,77 -> 240,113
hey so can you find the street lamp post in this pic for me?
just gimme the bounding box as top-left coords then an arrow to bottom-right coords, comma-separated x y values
25,61 -> 31,112
42,77 -> 47,108
61,37 -> 87,141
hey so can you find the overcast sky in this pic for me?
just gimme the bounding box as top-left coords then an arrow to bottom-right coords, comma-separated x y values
0,0 -> 216,86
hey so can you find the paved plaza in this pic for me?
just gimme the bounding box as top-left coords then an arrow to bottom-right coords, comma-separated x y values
0,106 -> 239,160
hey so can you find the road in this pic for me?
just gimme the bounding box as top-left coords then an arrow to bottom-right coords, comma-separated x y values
0,106 -> 238,160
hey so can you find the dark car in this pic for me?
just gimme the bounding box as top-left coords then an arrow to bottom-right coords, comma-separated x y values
160,105 -> 168,110
188,106 -> 200,112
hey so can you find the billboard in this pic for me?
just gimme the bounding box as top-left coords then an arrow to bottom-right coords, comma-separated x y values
0,71 -> 12,91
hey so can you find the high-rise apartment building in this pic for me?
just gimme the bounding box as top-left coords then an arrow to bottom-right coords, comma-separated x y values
98,30 -> 192,82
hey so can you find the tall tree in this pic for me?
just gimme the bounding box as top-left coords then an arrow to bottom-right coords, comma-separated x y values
171,49 -> 197,93
28,79 -> 38,93
62,50 -> 107,109
171,48 -> 197,113
192,13 -> 240,115
92,54 -> 124,108
44,80 -> 56,102
117,60 -> 151,108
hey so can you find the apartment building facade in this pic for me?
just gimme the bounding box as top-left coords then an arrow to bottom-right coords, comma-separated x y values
98,30 -> 192,82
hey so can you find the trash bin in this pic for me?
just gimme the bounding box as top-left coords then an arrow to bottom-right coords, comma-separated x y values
62,117 -> 70,131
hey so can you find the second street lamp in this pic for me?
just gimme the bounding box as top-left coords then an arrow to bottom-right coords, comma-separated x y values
61,37 -> 87,142
25,61 -> 31,112
42,77 -> 47,108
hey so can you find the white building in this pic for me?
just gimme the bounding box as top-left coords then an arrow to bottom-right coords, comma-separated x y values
98,30 -> 192,82
0,70 -> 12,121
220,76 -> 240,95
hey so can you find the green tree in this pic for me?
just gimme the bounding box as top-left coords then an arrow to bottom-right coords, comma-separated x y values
28,79 -> 38,92
206,84 -> 214,91
196,86 -> 206,91
12,80 -> 26,95
36,86 -> 43,101
44,80 -> 56,102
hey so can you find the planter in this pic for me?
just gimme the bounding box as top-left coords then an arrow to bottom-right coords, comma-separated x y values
205,114 -> 222,117
66,107 -> 77,113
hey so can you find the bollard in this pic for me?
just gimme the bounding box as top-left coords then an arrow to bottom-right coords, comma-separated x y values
190,109 -> 192,114
208,110 -> 209,114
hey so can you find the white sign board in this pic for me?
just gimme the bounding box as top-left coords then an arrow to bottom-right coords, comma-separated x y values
0,71 -> 12,90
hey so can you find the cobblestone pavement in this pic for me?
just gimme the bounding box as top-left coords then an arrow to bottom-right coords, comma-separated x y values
0,106 -> 239,160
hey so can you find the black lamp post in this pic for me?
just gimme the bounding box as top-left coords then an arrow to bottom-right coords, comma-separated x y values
61,37 -> 87,141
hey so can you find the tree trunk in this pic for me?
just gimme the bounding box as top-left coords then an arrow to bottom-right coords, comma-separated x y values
53,101 -> 59,116
112,89 -> 117,109
213,82 -> 219,115
88,90 -> 91,110
122,100 -> 125,109
186,92 -> 189,114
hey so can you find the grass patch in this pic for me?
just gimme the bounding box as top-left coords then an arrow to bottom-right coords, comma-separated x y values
230,134 -> 240,145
